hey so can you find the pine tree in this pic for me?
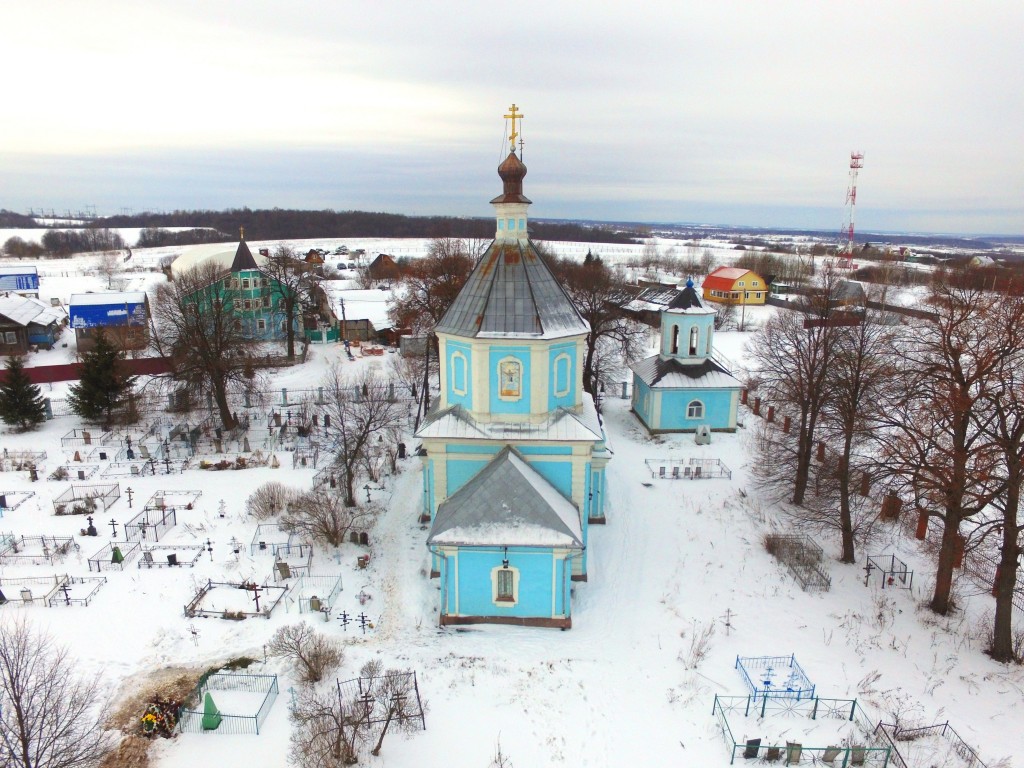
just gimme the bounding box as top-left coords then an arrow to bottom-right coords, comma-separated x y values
68,332 -> 135,428
0,355 -> 46,431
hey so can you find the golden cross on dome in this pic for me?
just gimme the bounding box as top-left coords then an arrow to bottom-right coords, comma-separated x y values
504,103 -> 523,152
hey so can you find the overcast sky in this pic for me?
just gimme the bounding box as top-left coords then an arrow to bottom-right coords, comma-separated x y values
2,2 -> 1021,235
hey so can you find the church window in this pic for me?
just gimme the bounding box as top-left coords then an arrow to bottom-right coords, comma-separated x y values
263,297 -> 271,308
498,220 -> 505,230
498,358 -> 522,400
451,352 -> 468,396
233,319 -> 242,331
256,319 -> 266,331
231,279 -> 239,289
242,278 -> 251,289
518,218 -> 526,229
507,218 -> 514,230
553,353 -> 571,397
233,299 -> 242,310
671,325 -> 679,355
687,400 -> 704,419
243,299 -> 252,310
706,332 -> 712,356
492,564 -> 519,604
689,326 -> 699,356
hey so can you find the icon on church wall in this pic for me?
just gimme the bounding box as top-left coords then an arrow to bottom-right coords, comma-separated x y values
499,360 -> 522,398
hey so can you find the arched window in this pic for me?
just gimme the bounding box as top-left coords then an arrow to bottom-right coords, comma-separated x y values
687,400 -> 704,419
671,325 -> 680,355
553,353 -> 571,397
689,326 -> 699,356
451,352 -> 468,396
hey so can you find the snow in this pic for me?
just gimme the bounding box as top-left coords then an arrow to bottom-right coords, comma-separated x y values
0,245 -> 1019,768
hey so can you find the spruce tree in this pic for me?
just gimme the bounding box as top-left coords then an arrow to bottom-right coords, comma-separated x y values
68,333 -> 135,428
0,355 -> 46,431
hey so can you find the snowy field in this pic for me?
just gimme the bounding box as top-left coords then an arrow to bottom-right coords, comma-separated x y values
0,245 -> 1019,768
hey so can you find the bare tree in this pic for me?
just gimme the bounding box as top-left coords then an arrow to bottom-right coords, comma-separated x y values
282,490 -> 377,546
289,687 -> 362,766
358,661 -> 420,757
748,279 -> 842,505
820,315 -> 896,562
245,481 -> 302,520
97,251 -> 120,290
261,245 -> 316,359
874,282 -> 1009,615
267,624 -> 344,684
150,261 -> 264,430
0,617 -> 113,768
388,238 -> 474,335
550,251 -> 646,396
322,367 -> 405,506
980,291 -> 1024,660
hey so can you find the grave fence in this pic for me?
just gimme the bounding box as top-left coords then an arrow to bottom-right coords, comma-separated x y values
177,673 -> 279,735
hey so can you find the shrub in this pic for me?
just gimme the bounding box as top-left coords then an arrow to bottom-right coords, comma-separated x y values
267,623 -> 343,684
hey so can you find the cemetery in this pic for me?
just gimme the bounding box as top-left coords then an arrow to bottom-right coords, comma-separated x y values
184,578 -> 289,619
0,533 -> 78,565
176,672 -> 279,735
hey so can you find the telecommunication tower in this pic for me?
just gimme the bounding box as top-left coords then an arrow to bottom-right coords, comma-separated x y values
840,151 -> 864,269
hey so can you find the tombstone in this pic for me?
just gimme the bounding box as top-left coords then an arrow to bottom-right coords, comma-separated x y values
29,467 -> 38,482
822,746 -> 842,764
277,562 -> 291,579
743,738 -> 761,759
695,425 -> 711,445
672,466 -> 680,478
243,437 -> 251,453
142,550 -> 153,564
398,442 -> 406,459
99,451 -> 107,460
83,431 -> 92,445
21,588 -> 33,603
317,386 -> 324,404
214,439 -> 222,454
786,743 -> 802,764
850,746 -> 866,766
323,414 -> 331,429
77,470 -> 86,481
274,412 -> 282,427
309,595 -> 322,612
111,546 -> 125,565
0,494 -> 6,509
201,692 -> 222,731
359,532 -> 369,546
73,450 -> 82,462
126,448 -> 135,459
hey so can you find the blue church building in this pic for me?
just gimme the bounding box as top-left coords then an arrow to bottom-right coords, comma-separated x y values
416,108 -> 609,629
630,280 -> 743,433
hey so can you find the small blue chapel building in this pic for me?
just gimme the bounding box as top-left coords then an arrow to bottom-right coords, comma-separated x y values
630,280 -> 743,433
416,108 -> 609,629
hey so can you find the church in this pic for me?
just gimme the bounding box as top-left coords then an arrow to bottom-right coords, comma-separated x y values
629,279 -> 743,433
415,106 -> 610,629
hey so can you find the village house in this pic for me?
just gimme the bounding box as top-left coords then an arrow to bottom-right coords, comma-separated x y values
69,290 -> 150,353
0,293 -> 65,355
0,265 -> 41,298
702,266 -> 768,305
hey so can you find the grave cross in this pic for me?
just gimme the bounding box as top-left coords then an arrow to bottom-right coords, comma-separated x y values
251,584 -> 263,613
206,538 -> 213,561
357,613 -> 371,634
60,583 -> 72,605
126,487 -> 134,508
188,623 -> 200,647
337,611 -> 350,631
863,559 -> 875,587
109,519 -> 118,538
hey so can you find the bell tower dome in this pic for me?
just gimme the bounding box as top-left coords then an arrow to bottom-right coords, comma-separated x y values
490,104 -> 531,243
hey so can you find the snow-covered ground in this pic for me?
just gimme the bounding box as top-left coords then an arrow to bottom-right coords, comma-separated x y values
0,247 -> 1019,768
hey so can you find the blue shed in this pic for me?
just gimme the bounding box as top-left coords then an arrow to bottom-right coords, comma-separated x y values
69,291 -> 150,352
0,266 -> 40,297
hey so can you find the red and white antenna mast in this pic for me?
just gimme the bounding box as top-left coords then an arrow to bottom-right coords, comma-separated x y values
841,151 -> 864,269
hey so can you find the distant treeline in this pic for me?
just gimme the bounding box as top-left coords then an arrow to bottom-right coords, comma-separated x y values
3,228 -> 126,257
135,227 -> 229,247
100,208 -> 639,244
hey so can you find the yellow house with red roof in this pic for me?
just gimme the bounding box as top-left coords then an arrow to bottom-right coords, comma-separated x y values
701,266 -> 768,305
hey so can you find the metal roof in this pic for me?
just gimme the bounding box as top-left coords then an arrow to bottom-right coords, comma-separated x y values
415,400 -> 604,443
630,355 -> 743,390
0,295 -> 63,327
434,241 -> 589,339
230,240 -> 259,272
427,446 -> 583,549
